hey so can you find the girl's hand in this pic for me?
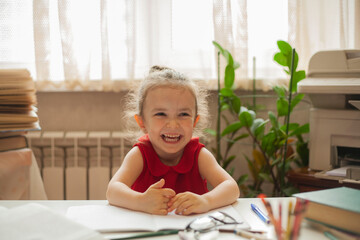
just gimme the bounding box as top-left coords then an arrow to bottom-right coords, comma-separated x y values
141,179 -> 175,215
167,192 -> 210,215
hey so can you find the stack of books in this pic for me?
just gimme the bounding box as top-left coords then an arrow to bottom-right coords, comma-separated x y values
0,69 -> 40,152
293,187 -> 360,239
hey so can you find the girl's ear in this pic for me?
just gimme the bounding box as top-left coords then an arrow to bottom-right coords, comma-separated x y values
134,115 -> 145,129
193,115 -> 200,127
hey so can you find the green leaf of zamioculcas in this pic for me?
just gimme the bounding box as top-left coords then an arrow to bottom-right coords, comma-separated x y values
290,93 -> 304,112
292,70 -> 306,92
274,52 -> 287,67
239,106 -> 255,127
259,173 -> 272,182
290,123 -> 310,136
277,40 -> 292,54
224,65 -> 235,88
273,85 -> 286,98
237,174 -> 248,185
277,98 -> 288,117
233,61 -> 241,70
221,122 -> 243,136
268,111 -> 279,130
280,123 -> 299,132
213,41 -> 240,69
220,88 -> 234,97
231,96 -> 241,114
250,118 -> 266,139
223,155 -> 236,169
261,131 -> 276,155
212,41 -> 224,55
204,128 -> 217,136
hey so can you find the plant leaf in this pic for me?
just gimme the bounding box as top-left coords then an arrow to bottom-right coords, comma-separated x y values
259,173 -> 272,182
237,174 -> 248,186
220,88 -> 234,97
244,155 -> 257,180
221,104 -> 229,111
204,128 -> 216,136
223,155 -> 236,169
292,70 -> 306,92
290,93 -> 304,111
250,118 -> 265,138
290,123 -> 310,136
231,96 -> 241,114
224,65 -> 235,88
268,111 -> 279,130
223,50 -> 234,66
273,85 -> 286,98
221,122 -> 243,136
274,52 -> 287,66
277,98 -> 288,117
280,123 -> 299,132
252,149 -> 266,167
283,186 -> 299,196
212,41 -> 224,55
261,131 -> 277,156
277,40 -> 292,54
239,107 -> 255,127
254,119 -> 268,140
233,61 -> 241,69
271,157 -> 282,166
293,50 -> 299,72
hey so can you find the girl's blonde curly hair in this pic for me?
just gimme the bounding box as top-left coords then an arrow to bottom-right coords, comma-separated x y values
123,66 -> 210,142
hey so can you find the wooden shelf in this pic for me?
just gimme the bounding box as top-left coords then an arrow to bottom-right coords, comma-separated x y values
287,168 -> 360,192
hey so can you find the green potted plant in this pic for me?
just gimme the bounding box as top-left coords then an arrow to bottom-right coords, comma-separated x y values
209,40 -> 309,197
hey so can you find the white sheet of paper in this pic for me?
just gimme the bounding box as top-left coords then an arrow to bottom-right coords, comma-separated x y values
66,204 -> 250,232
0,203 -> 104,240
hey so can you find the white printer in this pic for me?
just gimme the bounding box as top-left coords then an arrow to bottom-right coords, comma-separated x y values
298,50 -> 360,180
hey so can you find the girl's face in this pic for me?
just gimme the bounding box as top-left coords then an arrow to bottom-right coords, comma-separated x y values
137,86 -> 198,165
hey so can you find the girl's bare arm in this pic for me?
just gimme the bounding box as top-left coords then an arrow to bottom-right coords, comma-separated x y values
106,147 -> 175,215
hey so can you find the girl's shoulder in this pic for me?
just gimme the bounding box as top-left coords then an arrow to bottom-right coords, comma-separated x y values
123,146 -> 143,163
198,147 -> 216,161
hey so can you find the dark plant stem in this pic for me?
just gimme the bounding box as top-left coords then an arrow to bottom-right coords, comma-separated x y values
280,48 -> 296,193
252,57 -> 256,150
216,52 -> 221,163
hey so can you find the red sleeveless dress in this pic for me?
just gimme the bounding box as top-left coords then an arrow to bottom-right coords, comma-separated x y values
131,135 -> 208,194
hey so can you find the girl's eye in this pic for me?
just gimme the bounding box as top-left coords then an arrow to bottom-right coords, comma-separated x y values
155,112 -> 166,116
179,112 -> 190,117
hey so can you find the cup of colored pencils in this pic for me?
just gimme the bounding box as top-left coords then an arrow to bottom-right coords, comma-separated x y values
257,194 -> 308,240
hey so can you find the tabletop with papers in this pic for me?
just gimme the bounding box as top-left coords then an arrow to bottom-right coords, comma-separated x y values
0,198 -> 329,240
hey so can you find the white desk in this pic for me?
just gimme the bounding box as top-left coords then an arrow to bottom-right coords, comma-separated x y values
0,198 -> 327,240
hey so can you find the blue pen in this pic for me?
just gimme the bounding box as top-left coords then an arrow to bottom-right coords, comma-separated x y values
251,203 -> 270,224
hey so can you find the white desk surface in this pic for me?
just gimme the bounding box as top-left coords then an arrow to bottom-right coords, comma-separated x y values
0,197 -> 327,240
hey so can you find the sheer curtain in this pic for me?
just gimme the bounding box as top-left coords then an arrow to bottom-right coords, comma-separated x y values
288,0 -> 360,72
0,0 -> 358,91
32,0 -> 136,91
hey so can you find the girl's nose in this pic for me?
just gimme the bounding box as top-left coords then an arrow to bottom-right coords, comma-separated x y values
167,119 -> 179,128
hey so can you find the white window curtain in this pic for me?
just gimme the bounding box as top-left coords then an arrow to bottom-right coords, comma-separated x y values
289,0 -> 360,72
0,0 -> 359,91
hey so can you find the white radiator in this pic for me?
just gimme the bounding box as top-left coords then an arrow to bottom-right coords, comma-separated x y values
27,131 -> 131,200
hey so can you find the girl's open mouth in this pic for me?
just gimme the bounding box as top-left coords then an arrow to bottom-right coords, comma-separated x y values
161,134 -> 181,143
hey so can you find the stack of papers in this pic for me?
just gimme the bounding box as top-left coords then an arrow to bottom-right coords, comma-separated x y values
0,69 -> 40,131
326,165 -> 360,177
